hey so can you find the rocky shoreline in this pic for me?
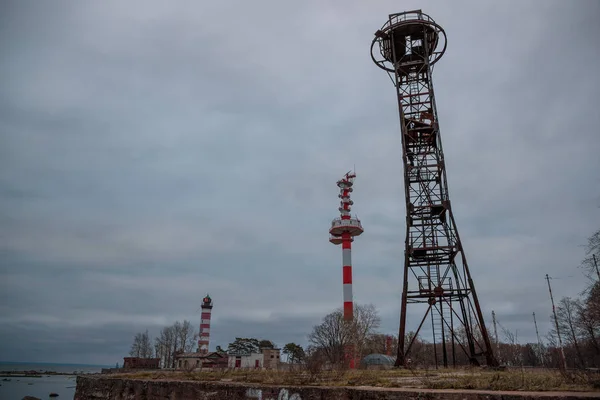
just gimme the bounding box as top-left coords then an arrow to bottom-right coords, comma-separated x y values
74,376 -> 600,400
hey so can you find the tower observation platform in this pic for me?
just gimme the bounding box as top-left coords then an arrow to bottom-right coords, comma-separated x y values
329,172 -> 363,245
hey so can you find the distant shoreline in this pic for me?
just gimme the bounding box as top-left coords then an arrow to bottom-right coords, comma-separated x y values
1,370 -> 96,377
0,361 -> 110,367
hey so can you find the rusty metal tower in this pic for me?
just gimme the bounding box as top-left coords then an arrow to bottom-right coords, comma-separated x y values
370,10 -> 497,367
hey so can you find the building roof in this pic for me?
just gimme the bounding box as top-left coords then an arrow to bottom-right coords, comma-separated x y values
175,353 -> 203,358
227,351 -> 252,357
228,347 -> 281,357
175,351 -> 226,359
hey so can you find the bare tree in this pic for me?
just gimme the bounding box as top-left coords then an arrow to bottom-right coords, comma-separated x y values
304,345 -> 328,375
585,282 -> 600,326
133,320 -> 198,369
555,297 -> 585,368
129,330 -> 153,358
177,320 -> 198,353
155,325 -> 175,368
140,330 -> 154,358
581,229 -> 600,283
307,303 -> 381,365
172,321 -> 182,357
129,332 -> 143,358
363,333 -> 397,355
500,326 -> 521,366
521,343 -> 541,367
574,300 -> 600,356
154,341 -> 163,366
308,309 -> 346,365
402,331 -> 432,366
351,304 -> 382,358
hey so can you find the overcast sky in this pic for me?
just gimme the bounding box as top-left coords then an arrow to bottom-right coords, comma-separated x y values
1,0 -> 599,366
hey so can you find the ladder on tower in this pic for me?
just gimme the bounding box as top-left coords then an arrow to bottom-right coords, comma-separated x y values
432,309 -> 449,368
429,264 -> 440,289
431,305 -> 445,367
409,80 -> 420,117
429,265 -> 449,368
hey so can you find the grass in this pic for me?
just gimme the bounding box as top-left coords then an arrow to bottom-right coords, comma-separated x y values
108,367 -> 600,392
423,368 -> 598,392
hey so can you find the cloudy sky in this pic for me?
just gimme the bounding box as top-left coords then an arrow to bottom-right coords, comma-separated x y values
1,0 -> 599,365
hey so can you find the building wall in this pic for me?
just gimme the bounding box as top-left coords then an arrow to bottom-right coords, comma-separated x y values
261,348 -> 281,370
122,357 -> 160,370
175,355 -> 203,370
228,353 -> 264,369
175,353 -> 228,370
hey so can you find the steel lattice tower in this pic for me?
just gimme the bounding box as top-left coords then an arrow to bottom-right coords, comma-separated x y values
370,10 -> 497,367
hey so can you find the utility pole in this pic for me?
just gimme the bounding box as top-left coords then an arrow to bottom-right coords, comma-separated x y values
492,310 -> 500,363
533,312 -> 545,366
546,274 -> 567,370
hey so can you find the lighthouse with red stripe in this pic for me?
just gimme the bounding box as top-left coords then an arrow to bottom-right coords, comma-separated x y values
329,171 -> 364,368
198,294 -> 213,354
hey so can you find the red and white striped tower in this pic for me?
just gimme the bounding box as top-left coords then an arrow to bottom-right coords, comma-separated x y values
197,294 -> 213,354
329,171 -> 364,368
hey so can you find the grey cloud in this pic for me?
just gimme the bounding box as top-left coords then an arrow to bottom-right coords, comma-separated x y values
1,0 -> 599,363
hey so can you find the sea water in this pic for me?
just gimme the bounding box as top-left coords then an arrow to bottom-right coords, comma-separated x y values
0,362 -> 108,400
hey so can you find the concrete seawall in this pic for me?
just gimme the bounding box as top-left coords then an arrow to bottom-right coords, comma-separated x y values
75,376 -> 599,400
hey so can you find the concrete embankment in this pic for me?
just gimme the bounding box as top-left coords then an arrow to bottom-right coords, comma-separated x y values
75,376 -> 599,400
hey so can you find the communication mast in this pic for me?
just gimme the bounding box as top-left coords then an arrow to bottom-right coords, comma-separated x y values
370,10 -> 497,367
329,171 -> 364,368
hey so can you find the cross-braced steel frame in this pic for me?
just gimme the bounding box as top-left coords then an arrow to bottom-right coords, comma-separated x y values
370,10 -> 497,368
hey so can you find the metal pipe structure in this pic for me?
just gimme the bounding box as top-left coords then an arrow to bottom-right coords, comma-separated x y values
370,10 -> 497,367
198,294 -> 213,354
329,171 -> 364,368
